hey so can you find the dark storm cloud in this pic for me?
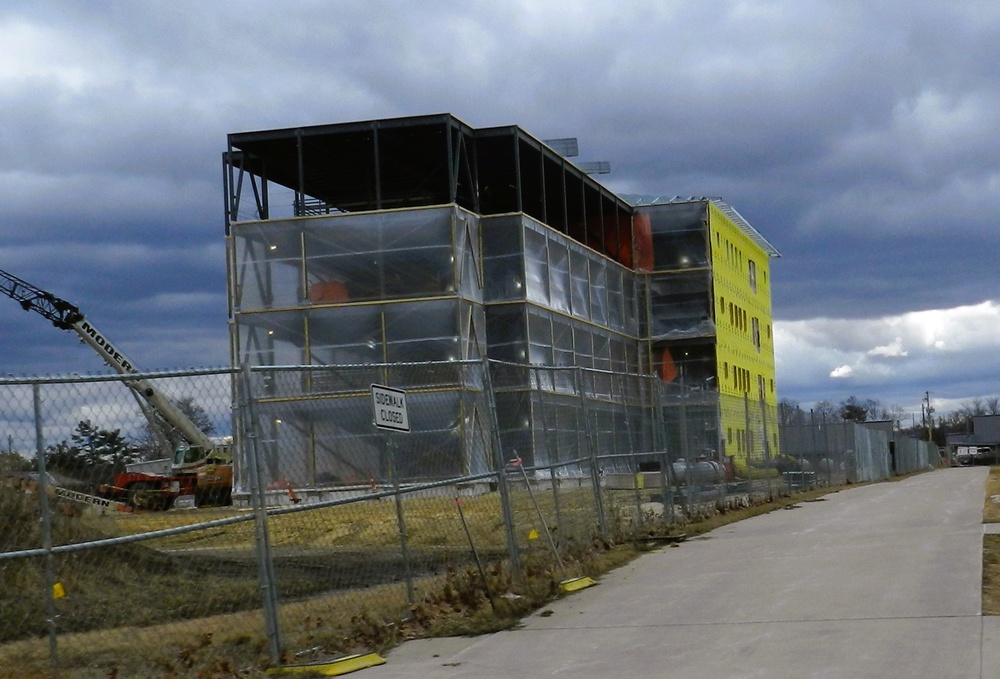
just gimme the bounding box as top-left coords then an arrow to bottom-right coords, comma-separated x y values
1,0 -> 998,415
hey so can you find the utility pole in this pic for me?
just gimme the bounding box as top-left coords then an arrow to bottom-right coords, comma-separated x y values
924,391 -> 934,443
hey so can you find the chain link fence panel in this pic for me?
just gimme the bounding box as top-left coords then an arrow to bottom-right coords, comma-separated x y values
0,362 -> 939,676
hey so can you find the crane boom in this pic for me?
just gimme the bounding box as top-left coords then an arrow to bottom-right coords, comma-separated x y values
0,267 -> 216,457
0,268 -> 83,329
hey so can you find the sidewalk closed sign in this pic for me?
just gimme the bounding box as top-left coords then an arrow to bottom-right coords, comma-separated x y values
371,384 -> 410,432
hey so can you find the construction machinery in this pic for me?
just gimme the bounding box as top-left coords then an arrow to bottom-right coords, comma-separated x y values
0,267 -> 232,510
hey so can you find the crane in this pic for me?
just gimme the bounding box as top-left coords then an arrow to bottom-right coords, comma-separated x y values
0,267 -> 232,508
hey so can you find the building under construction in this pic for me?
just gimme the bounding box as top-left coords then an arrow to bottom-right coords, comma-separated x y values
223,114 -> 780,486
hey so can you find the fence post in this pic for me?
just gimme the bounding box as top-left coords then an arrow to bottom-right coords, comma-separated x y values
576,368 -> 607,537
678,384 -> 695,509
481,357 -> 521,579
759,395 -> 773,488
533,366 -> 564,544
33,384 -> 59,669
823,412 -> 835,483
239,364 -> 282,665
388,433 -> 415,605
652,379 -> 674,524
616,373 -> 644,530
744,395 -> 765,497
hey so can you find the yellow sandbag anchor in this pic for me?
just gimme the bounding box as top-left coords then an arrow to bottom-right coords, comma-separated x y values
266,652 -> 386,676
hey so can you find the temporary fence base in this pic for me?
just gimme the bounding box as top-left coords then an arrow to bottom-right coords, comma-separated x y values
559,575 -> 597,593
266,652 -> 386,676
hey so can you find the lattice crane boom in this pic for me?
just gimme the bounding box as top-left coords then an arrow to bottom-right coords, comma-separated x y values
0,266 -> 217,460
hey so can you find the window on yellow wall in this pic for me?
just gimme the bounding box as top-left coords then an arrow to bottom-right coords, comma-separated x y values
752,317 -> 761,352
748,259 -> 757,292
723,362 -> 729,379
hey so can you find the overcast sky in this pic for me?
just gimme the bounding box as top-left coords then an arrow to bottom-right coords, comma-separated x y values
1,0 -> 998,421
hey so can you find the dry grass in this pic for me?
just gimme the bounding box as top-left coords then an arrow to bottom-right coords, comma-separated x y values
1,479 -> 854,678
109,488 -> 610,554
983,467 -> 1000,524
984,535 -> 1000,615
983,467 -> 1000,615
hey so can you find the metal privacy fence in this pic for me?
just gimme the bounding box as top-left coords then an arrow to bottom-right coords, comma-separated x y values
0,362 -> 939,677
778,407 -> 939,482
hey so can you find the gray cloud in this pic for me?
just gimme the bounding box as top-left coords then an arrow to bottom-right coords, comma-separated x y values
1,0 -> 997,413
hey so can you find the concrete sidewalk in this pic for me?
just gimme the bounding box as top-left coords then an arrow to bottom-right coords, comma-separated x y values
362,467 -> 997,678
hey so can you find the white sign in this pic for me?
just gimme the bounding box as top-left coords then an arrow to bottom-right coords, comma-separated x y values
371,384 -> 410,432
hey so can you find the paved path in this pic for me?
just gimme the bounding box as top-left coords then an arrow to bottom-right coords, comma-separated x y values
364,467 -> 995,678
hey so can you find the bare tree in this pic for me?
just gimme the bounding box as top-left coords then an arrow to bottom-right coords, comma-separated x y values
779,398 -> 804,425
133,397 -> 215,460
814,400 -> 838,420
986,396 -> 1000,415
861,398 -> 888,420
884,403 -> 908,426
839,396 -> 868,422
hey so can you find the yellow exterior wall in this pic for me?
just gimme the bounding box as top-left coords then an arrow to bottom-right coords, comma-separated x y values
707,201 -> 780,468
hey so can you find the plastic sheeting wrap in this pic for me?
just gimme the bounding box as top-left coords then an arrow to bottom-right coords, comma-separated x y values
229,200 -> 758,481
306,208 -> 455,302
486,304 -> 528,364
482,214 -> 638,329
477,213 -> 652,468
232,206 -> 485,367
524,227 -> 549,306
232,206 -> 468,313
548,239 -> 571,314
647,271 -> 713,339
230,206 -> 494,481
249,367 -> 493,484
641,201 -> 709,272
481,214 -> 522,301
650,319 -> 717,342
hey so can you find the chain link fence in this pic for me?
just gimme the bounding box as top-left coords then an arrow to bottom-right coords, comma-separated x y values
0,361 -> 939,677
